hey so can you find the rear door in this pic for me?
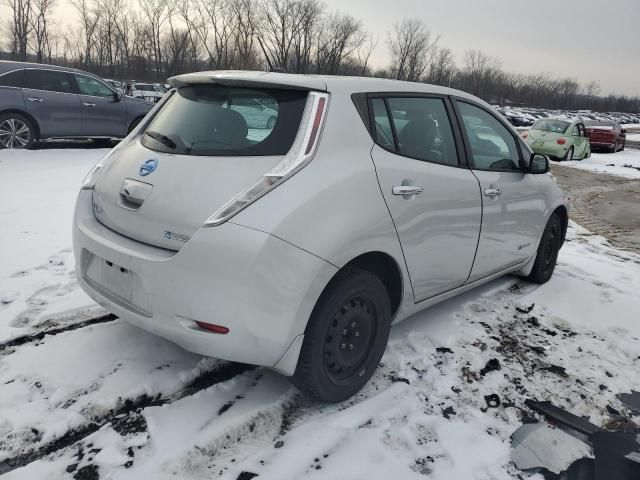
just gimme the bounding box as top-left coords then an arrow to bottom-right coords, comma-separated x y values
74,73 -> 126,137
369,95 -> 482,301
22,68 -> 81,137
453,100 -> 545,281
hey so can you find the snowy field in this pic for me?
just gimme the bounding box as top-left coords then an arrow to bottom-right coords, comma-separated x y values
1,148 -> 640,479
556,149 -> 640,179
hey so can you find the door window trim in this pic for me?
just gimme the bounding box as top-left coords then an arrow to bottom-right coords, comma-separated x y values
365,92 -> 467,168
450,98 -> 526,173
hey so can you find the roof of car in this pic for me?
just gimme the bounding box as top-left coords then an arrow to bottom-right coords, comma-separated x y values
168,70 -> 482,104
0,60 -> 99,78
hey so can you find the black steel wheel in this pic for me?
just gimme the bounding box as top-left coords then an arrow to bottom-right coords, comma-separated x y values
293,267 -> 391,402
527,213 -> 563,284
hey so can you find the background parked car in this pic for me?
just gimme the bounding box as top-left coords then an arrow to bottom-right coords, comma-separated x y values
0,61 -> 154,149
522,118 -> 591,161
104,78 -> 126,94
129,82 -> 167,102
584,120 -> 626,153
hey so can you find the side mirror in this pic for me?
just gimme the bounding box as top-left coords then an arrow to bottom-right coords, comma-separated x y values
529,153 -> 549,174
113,91 -> 122,102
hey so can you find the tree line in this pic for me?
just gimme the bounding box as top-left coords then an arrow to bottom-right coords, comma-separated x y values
2,0 -> 638,113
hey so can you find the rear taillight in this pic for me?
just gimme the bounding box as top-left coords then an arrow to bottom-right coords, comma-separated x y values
521,132 -> 528,139
203,91 -> 330,227
557,138 -> 566,145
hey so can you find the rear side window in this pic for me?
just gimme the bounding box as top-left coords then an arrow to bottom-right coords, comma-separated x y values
141,85 -> 308,156
387,97 -> 458,166
371,98 -> 394,149
0,69 -> 24,87
24,69 -> 76,94
458,102 -> 521,171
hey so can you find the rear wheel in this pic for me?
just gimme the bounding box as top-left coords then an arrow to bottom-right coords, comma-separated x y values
0,113 -> 36,149
562,146 -> 574,162
292,267 -> 391,402
620,140 -> 625,151
583,145 -> 591,159
610,142 -> 618,153
527,213 -> 563,284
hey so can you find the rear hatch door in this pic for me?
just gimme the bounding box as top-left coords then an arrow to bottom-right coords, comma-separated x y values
93,83 -> 312,250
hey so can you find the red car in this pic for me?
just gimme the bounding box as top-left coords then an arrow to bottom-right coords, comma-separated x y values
584,121 -> 626,153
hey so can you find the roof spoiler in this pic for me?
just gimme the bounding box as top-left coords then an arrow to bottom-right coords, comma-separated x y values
168,71 -> 327,92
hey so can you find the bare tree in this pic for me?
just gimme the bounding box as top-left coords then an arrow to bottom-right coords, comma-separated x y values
387,18 -> 438,82
70,0 -> 101,67
315,11 -> 364,75
461,49 -> 502,97
3,0 -> 33,60
584,80 -> 601,108
138,0 -> 173,80
427,46 -> 455,86
28,0 -> 55,62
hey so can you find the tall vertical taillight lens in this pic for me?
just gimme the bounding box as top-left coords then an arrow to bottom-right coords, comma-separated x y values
203,91 -> 330,227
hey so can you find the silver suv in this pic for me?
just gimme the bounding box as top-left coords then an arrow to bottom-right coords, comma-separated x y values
73,71 -> 569,402
0,61 -> 153,149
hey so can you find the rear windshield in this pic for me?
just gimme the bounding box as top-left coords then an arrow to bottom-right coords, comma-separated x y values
141,85 -> 308,156
532,119 -> 570,134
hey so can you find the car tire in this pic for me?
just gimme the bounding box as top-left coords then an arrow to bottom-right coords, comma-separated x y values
292,267 -> 391,403
620,140 -> 625,152
584,145 -> 591,159
610,142 -> 618,153
0,113 -> 36,149
266,116 -> 276,129
562,147 -> 574,162
128,117 -> 144,134
526,213 -> 563,285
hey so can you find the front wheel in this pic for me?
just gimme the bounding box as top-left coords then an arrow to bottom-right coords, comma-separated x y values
292,267 -> 391,402
527,213 -> 563,284
0,113 -> 36,149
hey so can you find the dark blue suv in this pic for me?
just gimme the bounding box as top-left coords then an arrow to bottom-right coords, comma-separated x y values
0,61 -> 154,149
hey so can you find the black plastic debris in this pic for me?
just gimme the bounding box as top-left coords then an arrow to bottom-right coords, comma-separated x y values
390,376 -> 410,385
525,400 -> 600,437
592,431 -> 640,480
236,472 -> 259,480
485,394 -> 501,408
617,391 -> 640,414
441,406 -> 456,419
480,358 -> 501,376
274,440 -> 284,449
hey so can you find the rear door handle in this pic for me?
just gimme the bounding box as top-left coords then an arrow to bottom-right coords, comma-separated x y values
27,97 -> 43,102
484,187 -> 502,198
392,185 -> 424,196
83,102 -> 96,107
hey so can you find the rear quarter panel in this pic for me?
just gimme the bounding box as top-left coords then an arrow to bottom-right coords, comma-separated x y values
233,89 -> 414,320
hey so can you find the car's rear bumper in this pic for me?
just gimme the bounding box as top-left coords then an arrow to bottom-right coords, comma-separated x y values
529,142 -> 568,158
73,190 -> 337,374
589,141 -> 616,148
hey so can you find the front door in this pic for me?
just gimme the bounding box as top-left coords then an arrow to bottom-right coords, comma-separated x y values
22,68 -> 82,137
454,100 -> 546,281
74,74 -> 126,137
369,96 -> 482,302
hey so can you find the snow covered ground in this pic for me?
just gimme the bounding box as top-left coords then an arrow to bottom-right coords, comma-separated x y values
1,148 -> 639,479
557,149 -> 640,179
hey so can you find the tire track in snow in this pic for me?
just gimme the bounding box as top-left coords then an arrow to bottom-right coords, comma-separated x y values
0,314 -> 117,356
0,361 -> 253,475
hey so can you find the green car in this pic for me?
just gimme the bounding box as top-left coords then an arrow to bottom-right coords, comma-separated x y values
522,118 -> 591,161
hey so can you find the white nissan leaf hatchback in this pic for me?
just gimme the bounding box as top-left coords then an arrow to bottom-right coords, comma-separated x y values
73,71 -> 569,402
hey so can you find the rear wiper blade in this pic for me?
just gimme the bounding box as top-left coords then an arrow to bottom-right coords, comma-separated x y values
144,130 -> 176,149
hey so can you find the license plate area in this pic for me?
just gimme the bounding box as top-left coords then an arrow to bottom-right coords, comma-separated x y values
84,253 -> 133,303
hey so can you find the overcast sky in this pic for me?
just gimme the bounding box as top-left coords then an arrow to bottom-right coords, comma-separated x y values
2,0 -> 638,96
324,0 -> 640,96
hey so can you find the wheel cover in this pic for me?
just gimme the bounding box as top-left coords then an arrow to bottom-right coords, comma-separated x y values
323,296 -> 376,385
0,118 -> 30,148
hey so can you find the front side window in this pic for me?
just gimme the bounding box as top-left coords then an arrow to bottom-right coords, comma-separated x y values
75,75 -> 114,97
458,101 -> 521,171
386,97 -> 458,166
141,85 -> 307,156
0,69 -> 24,87
23,69 -> 75,94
